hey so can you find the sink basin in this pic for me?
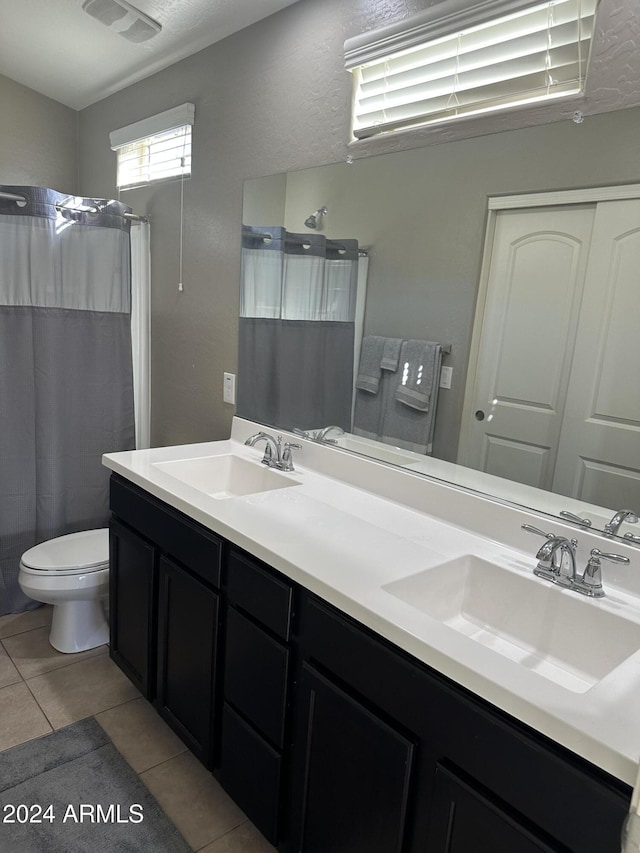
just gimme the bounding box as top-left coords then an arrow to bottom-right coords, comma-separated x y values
383,555 -> 640,693
153,454 -> 301,499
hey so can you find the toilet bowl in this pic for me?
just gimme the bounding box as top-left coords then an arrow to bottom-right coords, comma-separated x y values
18,529 -> 110,654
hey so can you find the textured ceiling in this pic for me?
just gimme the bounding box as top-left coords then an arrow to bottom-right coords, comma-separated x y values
0,0 -> 300,110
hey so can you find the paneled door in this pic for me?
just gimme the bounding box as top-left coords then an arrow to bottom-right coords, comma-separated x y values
461,197 -> 640,507
460,205 -> 596,489
551,199 -> 640,506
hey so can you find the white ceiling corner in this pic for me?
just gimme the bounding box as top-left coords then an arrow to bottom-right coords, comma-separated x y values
0,0 -> 301,110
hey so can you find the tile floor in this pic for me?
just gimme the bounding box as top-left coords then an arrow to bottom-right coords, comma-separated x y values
0,605 -> 276,853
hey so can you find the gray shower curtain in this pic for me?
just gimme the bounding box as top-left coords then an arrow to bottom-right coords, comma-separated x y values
0,186 -> 135,615
237,226 -> 358,432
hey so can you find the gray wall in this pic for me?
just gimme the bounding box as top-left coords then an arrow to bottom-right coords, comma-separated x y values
0,74 -> 78,192
77,0 -> 442,447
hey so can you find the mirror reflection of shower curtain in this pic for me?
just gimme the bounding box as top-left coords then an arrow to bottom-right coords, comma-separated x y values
0,186 -> 135,614
238,227 -> 360,431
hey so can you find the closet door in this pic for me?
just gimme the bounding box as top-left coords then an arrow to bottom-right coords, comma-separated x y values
460,206 -> 595,489
551,199 -> 640,508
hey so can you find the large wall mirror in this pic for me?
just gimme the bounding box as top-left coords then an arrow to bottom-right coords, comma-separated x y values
239,105 -> 640,542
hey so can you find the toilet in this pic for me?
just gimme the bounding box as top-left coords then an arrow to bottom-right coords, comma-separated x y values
18,529 -> 110,654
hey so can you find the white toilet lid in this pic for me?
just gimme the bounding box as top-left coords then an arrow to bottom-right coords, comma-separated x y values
21,529 -> 109,572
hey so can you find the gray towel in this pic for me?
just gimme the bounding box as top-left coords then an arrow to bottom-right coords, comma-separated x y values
379,341 -> 443,454
355,336 -> 386,394
395,341 -> 441,411
381,337 -> 402,372
353,385 -> 385,440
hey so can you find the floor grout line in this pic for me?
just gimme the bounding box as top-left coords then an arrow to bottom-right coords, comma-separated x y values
192,818 -> 251,852
21,677 -> 57,731
14,647 -> 110,681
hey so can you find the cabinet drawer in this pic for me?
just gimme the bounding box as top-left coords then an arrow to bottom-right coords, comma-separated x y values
219,703 -> 282,845
226,548 -> 293,639
224,606 -> 289,748
110,475 -> 222,588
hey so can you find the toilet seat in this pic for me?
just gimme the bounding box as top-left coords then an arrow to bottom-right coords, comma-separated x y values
20,529 -> 109,576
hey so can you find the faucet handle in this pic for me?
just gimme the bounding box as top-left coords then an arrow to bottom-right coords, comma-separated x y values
590,548 -> 631,566
559,510 -> 592,527
573,548 -> 630,598
280,442 -> 302,472
521,524 -> 554,540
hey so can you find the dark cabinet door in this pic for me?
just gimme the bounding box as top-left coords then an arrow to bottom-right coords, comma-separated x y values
108,519 -> 157,699
156,555 -> 219,768
427,764 -> 562,853
290,663 -> 415,853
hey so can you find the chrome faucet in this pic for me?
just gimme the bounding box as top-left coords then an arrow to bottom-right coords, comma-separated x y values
604,509 -> 638,537
293,425 -> 345,444
522,525 -> 577,586
522,524 -> 631,597
315,425 -> 345,444
245,432 -> 301,472
245,431 -> 280,464
534,536 -> 578,587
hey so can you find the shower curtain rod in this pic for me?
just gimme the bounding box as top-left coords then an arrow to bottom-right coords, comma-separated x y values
0,190 -> 148,223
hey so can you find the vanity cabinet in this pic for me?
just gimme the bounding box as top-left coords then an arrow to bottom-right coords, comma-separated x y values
107,475 -> 630,853
292,593 -> 630,853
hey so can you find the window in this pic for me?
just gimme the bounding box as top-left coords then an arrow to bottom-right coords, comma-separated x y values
110,103 -> 195,189
345,0 -> 597,139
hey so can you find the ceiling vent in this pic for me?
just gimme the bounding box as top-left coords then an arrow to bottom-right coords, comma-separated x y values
81,0 -> 162,43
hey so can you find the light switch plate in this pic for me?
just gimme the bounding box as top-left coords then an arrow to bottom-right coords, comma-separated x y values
223,372 -> 236,404
439,366 -> 453,389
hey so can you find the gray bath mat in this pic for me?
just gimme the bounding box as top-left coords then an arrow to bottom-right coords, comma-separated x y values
0,718 -> 191,852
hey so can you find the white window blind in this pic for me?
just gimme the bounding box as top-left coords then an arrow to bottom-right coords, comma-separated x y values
345,0 -> 597,139
109,103 -> 195,189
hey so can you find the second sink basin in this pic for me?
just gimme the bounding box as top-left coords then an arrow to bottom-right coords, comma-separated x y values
153,454 -> 301,499
383,555 -> 640,693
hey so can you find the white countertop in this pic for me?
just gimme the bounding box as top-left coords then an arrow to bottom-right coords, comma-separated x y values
103,418 -> 640,789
